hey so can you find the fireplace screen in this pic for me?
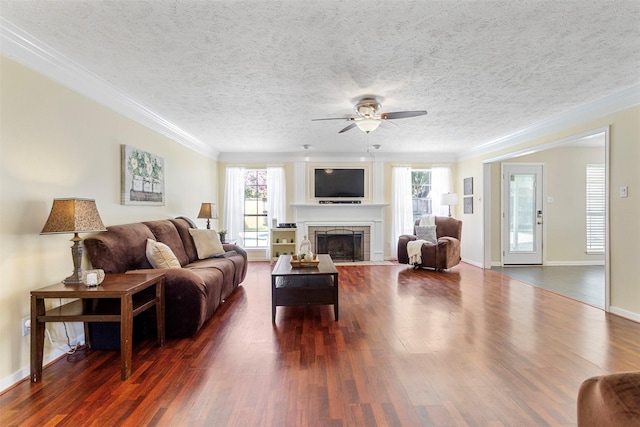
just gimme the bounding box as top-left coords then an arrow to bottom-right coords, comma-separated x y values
315,230 -> 364,262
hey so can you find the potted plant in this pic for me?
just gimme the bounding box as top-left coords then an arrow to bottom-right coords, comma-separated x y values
218,229 -> 227,243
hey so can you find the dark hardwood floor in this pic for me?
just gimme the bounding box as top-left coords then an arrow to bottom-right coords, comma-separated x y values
2,262 -> 639,426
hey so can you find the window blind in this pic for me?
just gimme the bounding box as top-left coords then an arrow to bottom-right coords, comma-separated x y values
586,164 -> 605,254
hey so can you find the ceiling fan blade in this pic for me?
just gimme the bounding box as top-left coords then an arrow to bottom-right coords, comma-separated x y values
380,110 -> 428,120
311,117 -> 353,121
338,123 -> 357,133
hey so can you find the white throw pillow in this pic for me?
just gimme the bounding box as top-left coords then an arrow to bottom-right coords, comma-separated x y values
146,239 -> 181,269
189,228 -> 225,259
415,225 -> 437,244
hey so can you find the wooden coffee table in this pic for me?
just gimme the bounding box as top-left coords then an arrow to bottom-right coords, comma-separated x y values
271,254 -> 339,322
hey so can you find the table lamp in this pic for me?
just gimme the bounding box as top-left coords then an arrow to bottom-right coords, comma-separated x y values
41,198 -> 107,284
441,193 -> 458,217
197,202 -> 218,229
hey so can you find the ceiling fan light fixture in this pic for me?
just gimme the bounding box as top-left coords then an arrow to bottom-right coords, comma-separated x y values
356,118 -> 381,133
354,99 -> 381,117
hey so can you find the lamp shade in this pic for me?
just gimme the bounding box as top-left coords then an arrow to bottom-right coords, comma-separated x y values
197,202 -> 218,219
441,193 -> 458,206
355,118 -> 381,133
41,198 -> 106,234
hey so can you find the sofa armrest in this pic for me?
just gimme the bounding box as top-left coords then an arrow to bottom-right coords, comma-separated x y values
578,372 -> 640,427
223,243 -> 247,261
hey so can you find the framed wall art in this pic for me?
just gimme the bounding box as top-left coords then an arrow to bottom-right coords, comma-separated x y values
464,177 -> 473,196
121,145 -> 165,206
464,196 -> 473,214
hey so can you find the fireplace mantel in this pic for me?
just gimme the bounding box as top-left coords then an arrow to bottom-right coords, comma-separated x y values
292,203 -> 388,261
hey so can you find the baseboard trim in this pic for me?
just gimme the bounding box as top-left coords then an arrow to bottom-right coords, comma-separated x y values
609,306 -> 640,324
490,261 -> 604,267
545,261 -> 605,266
0,335 -> 84,394
461,258 -> 483,268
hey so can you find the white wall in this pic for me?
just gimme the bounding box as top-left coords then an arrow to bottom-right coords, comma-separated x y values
0,56 -> 218,390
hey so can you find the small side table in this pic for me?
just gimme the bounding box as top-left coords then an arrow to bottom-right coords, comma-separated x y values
31,272 -> 165,382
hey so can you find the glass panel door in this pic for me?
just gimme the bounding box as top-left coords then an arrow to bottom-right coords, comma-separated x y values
502,164 -> 543,264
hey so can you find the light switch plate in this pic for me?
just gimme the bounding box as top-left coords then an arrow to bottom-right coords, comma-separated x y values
620,186 -> 628,198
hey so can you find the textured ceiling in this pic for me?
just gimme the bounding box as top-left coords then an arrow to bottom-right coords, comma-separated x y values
1,1 -> 639,156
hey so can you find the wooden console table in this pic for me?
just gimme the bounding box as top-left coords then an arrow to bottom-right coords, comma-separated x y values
31,272 -> 165,382
271,254 -> 339,322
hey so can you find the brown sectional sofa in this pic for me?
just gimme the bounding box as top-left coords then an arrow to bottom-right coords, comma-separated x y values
84,217 -> 247,338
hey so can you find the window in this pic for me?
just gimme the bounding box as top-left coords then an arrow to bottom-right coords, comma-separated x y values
411,169 -> 432,220
244,169 -> 268,247
586,164 -> 605,254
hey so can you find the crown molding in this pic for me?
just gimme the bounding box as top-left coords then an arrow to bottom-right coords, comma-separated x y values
218,151 -> 457,164
457,84 -> 640,162
0,18 -> 218,160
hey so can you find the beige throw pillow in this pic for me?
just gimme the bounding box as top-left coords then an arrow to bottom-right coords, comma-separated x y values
146,239 -> 181,269
189,228 -> 225,259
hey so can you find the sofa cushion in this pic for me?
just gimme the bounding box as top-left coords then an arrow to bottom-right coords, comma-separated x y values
189,228 -> 225,259
146,239 -> 181,269
415,225 -> 437,243
170,217 -> 199,263
85,223 -> 155,273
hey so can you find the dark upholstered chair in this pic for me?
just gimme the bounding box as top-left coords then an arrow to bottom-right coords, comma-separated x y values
397,216 -> 462,270
577,372 -> 640,426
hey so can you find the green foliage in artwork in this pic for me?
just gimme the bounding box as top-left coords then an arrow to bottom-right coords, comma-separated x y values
128,149 -> 163,180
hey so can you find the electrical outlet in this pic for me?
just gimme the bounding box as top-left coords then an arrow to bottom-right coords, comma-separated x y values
22,317 -> 31,336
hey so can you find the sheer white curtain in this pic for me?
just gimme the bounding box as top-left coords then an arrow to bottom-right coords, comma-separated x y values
430,165 -> 452,217
224,166 -> 245,246
266,166 -> 286,259
392,166 -> 414,258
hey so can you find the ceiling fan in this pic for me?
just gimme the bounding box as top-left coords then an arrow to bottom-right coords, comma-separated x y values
312,97 -> 427,134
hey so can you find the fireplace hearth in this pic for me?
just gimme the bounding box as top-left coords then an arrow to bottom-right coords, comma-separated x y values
315,229 -> 364,262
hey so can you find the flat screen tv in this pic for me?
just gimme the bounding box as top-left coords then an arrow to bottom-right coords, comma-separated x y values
314,168 -> 365,198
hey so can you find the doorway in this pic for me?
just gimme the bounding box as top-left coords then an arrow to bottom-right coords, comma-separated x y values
502,164 -> 544,265
483,127 -> 609,310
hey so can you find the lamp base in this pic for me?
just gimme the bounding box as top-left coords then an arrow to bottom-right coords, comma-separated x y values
64,234 -> 84,285
63,273 -> 83,285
